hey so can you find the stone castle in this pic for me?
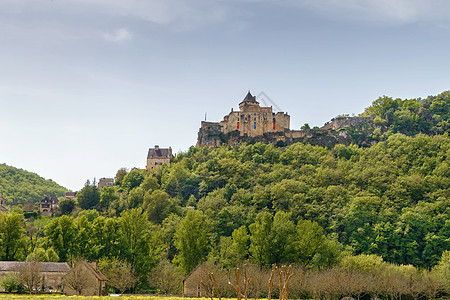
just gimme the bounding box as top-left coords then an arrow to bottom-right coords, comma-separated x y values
196,91 -> 372,148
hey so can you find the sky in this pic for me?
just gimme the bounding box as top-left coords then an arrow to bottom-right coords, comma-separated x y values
1,0 -> 450,191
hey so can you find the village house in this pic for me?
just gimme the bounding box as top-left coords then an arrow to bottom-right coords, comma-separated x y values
183,264 -> 211,297
0,261 -> 71,293
64,191 -> 77,200
97,178 -> 114,191
64,261 -> 107,296
146,145 -> 173,172
39,196 -> 59,217
0,261 -> 107,296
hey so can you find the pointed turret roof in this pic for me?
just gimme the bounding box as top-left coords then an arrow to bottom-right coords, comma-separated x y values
239,91 -> 259,106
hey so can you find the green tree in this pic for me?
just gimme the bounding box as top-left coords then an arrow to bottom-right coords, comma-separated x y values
59,198 -> 77,215
77,180 -> 100,210
293,219 -> 331,266
99,186 -> 117,210
174,210 -> 211,273
0,213 -> 27,261
122,170 -> 146,191
249,211 -> 273,266
44,215 -> 76,262
218,225 -> 249,268
119,208 -> 165,278
115,168 -> 128,186
144,190 -> 173,224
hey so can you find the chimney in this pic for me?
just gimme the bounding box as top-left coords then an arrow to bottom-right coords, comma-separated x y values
91,261 -> 98,270
154,145 -> 159,150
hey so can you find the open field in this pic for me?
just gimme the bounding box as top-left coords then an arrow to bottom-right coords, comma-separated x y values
0,296 -> 220,300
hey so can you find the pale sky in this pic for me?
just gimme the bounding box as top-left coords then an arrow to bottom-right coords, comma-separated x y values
1,0 -> 450,191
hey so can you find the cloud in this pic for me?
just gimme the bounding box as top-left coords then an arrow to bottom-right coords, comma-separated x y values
0,0 -> 228,30
285,0 -> 450,24
104,28 -> 133,42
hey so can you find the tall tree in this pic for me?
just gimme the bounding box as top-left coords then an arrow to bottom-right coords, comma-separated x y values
44,215 -> 75,262
249,211 -> 273,266
0,213 -> 26,261
174,210 -> 211,273
77,179 -> 100,210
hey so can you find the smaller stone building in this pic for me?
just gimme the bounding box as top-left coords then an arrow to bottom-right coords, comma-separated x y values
98,178 -> 114,191
0,261 -> 71,292
183,264 -> 209,297
64,192 -> 77,200
64,261 -> 107,296
146,145 -> 173,172
40,197 -> 59,217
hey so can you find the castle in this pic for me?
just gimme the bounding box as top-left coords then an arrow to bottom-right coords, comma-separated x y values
196,91 -> 372,148
197,91 -> 307,147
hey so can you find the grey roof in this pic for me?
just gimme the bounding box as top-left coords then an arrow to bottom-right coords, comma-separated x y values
64,192 -> 77,198
41,196 -> 58,204
0,261 -> 71,272
239,91 -> 259,105
147,147 -> 173,159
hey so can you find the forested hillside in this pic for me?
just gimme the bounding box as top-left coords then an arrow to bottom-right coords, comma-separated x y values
0,164 -> 67,204
362,91 -> 450,136
1,92 -> 449,294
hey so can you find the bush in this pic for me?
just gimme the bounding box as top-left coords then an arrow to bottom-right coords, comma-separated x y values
0,273 -> 23,292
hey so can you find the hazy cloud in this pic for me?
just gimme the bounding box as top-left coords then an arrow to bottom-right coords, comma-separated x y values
104,28 -> 133,42
284,0 -> 450,24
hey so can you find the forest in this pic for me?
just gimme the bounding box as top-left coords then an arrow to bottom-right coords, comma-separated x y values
0,164 -> 67,204
0,92 -> 449,295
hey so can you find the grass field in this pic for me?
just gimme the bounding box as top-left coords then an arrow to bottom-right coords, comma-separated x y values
0,296 -> 204,300
0,296 -> 219,300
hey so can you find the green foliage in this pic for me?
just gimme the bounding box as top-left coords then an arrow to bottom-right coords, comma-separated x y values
44,215 -> 76,262
362,91 -> 450,136
174,210 -> 211,273
340,254 -> 385,273
99,186 -> 117,210
60,198 -> 77,215
433,250 -> 450,285
26,247 -> 48,262
122,169 -> 146,191
0,164 -> 67,204
0,273 -> 23,292
0,213 -> 27,260
115,168 -> 128,186
77,180 -> 100,210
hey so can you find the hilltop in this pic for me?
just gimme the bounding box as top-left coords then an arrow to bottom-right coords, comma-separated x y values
198,91 -> 450,148
0,163 -> 68,204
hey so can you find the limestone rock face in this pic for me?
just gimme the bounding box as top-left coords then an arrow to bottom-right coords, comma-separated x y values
196,122 -> 224,148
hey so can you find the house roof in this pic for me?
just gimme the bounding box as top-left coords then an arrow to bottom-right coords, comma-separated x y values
0,261 -> 71,272
64,192 -> 77,198
41,197 -> 59,204
81,261 -> 107,281
147,147 -> 173,159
